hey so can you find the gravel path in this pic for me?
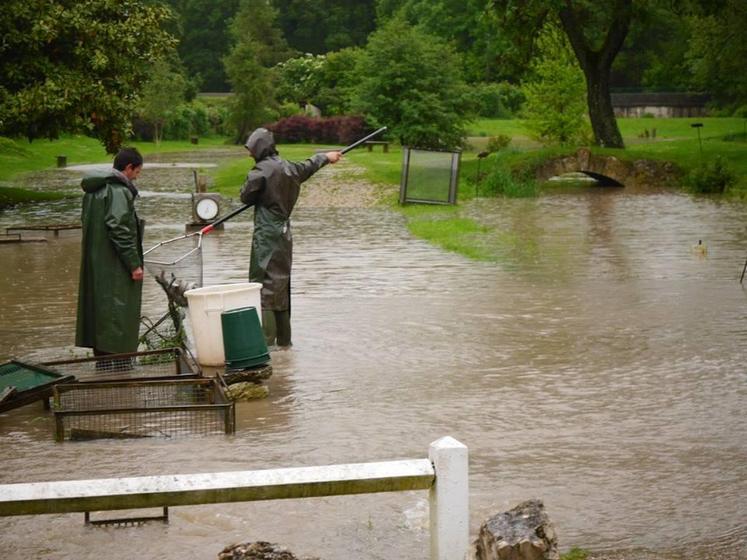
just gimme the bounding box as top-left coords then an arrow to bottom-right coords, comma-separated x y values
297,159 -> 395,208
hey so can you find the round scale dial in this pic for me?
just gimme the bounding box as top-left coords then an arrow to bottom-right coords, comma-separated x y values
195,197 -> 219,221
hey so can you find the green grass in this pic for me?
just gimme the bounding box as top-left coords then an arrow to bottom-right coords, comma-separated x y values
0,186 -> 71,207
0,134 -> 232,182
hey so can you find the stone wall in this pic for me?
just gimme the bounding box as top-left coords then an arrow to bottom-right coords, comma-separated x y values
534,148 -> 682,190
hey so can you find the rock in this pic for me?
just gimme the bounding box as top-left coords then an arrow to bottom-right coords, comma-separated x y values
225,381 -> 269,401
224,364 -> 273,384
475,499 -> 559,560
218,541 -> 319,560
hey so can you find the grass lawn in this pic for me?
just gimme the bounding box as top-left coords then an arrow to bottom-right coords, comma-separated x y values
3,117 -> 746,202
0,135 -> 232,182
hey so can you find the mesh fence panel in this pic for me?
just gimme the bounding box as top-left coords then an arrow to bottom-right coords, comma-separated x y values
400,148 -> 460,204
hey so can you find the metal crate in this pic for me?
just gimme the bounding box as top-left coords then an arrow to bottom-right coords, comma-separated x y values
52,377 -> 235,441
43,348 -> 200,382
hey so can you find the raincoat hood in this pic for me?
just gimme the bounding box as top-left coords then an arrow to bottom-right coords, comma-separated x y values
245,128 -> 278,161
81,169 -> 138,197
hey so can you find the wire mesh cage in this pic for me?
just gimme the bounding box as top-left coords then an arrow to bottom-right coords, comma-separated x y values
42,348 -> 200,382
144,232 -> 203,290
52,377 -> 235,441
399,147 -> 461,205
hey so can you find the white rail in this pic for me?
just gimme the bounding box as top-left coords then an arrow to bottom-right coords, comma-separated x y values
0,436 -> 469,560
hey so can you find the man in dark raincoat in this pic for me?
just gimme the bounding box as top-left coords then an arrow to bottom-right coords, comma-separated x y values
241,128 -> 342,347
76,148 -> 145,356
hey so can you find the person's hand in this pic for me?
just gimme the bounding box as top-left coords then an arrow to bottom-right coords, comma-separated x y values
131,266 -> 144,281
326,151 -> 343,163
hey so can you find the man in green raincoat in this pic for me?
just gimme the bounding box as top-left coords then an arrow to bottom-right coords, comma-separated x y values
76,148 -> 145,356
241,128 -> 342,347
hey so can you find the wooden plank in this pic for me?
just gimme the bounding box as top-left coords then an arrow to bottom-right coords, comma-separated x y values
0,459 -> 435,516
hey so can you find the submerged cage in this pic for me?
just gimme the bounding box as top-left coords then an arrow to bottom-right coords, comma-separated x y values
52,376 -> 235,441
43,347 -> 200,382
399,147 -> 461,205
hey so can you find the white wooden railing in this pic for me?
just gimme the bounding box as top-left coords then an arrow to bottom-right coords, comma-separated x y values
0,436 -> 469,559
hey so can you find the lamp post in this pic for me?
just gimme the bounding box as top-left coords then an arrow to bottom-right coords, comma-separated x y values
691,122 -> 704,159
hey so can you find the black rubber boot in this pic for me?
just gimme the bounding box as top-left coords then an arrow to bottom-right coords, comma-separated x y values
274,310 -> 292,347
262,309 -> 277,346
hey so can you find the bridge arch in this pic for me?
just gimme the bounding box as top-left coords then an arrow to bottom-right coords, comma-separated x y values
534,148 -> 680,190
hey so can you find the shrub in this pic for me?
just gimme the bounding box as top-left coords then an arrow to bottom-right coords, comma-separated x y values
482,162 -> 539,198
487,135 -> 511,152
266,115 -> 368,144
686,156 -> 737,193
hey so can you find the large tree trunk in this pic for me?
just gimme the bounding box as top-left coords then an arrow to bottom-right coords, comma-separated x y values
559,0 -> 632,149
583,54 -> 624,148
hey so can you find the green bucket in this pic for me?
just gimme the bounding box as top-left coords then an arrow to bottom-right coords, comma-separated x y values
221,306 -> 270,369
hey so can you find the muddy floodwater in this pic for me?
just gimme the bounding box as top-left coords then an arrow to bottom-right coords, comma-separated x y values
0,158 -> 746,560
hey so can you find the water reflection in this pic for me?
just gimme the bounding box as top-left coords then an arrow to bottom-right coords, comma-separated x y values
0,167 -> 746,559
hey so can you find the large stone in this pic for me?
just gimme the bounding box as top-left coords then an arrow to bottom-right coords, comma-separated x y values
475,499 -> 559,560
218,541 -> 319,560
225,381 -> 269,401
224,364 -> 273,385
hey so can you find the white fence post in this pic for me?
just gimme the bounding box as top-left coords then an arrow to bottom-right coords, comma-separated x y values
429,436 -> 469,560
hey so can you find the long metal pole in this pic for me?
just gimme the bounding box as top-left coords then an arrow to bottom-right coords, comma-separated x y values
200,127 -> 388,235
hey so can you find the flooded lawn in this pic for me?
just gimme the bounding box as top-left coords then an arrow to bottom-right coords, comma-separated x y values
0,159 -> 745,560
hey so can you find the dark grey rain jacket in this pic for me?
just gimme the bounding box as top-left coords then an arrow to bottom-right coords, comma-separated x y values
240,128 -> 330,311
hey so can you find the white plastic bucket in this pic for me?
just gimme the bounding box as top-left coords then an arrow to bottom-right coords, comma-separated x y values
184,282 -> 262,366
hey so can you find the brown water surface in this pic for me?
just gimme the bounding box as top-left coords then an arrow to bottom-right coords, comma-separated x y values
0,163 -> 745,559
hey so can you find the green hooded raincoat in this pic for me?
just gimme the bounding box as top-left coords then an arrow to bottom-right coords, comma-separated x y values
240,129 -> 330,311
75,171 -> 144,353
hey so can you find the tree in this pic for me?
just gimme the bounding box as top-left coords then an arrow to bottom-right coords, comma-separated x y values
273,0 -> 376,54
522,23 -> 590,145
491,0 -> 638,148
139,59 -> 189,145
685,0 -> 747,110
353,17 -> 470,149
375,0 -> 510,83
0,0 -> 175,153
223,0 -> 290,143
163,0 -> 239,92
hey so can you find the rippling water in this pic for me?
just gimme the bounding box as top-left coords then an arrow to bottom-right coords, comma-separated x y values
0,163 -> 746,559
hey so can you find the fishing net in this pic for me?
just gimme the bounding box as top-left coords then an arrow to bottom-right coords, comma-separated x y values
141,233 -> 204,351
144,232 -> 204,291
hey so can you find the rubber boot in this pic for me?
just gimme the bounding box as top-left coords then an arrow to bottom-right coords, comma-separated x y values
261,309 -> 277,346
274,310 -> 292,347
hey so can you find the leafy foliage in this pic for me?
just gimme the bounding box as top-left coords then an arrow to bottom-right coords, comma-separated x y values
352,17 -> 470,150
139,59 -> 189,144
686,156 -> 737,194
375,0 -> 507,82
162,0 -> 239,92
274,54 -> 327,106
685,0 -> 747,110
266,115 -> 368,144
223,0 -> 291,143
468,82 -> 525,118
521,24 -> 591,146
273,0 -> 376,54
0,0 -> 176,153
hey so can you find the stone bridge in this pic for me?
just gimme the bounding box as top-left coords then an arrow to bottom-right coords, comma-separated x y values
534,148 -> 681,189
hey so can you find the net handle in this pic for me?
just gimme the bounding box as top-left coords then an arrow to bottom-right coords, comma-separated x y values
199,126 -> 388,236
